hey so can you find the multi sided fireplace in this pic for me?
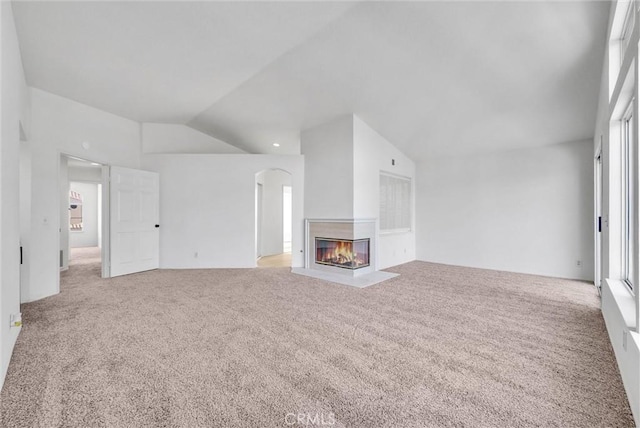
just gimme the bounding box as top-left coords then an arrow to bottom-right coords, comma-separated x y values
303,219 -> 377,277
296,219 -> 397,286
315,238 -> 370,270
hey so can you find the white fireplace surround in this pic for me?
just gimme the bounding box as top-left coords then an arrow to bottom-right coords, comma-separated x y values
305,218 -> 377,277
291,219 -> 398,288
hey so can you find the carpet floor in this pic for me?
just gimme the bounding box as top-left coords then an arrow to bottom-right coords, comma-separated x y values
0,253 -> 634,427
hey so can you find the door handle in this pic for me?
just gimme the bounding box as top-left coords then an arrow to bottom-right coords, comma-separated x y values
155,224 -> 160,228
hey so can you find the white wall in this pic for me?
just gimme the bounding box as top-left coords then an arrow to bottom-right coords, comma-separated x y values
68,165 -> 102,182
602,279 -> 640,421
353,116 -> 416,269
1,2 -> 30,391
24,88 -> 140,303
256,169 -> 292,257
142,123 -> 246,154
301,115 -> 354,219
417,140 -> 594,281
69,182 -> 99,248
301,115 -> 416,270
142,154 -> 304,269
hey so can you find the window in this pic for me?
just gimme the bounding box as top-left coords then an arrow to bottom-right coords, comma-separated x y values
608,0 -> 637,99
622,100 -> 636,292
379,172 -> 411,232
620,1 -> 636,66
70,190 -> 83,231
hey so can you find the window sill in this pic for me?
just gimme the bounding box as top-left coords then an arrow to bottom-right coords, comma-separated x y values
379,229 -> 412,236
605,278 -> 637,330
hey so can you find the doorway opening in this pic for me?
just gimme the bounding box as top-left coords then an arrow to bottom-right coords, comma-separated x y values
255,169 -> 293,268
283,185 -> 292,253
60,155 -> 106,287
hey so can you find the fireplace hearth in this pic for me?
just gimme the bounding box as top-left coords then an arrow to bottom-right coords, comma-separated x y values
315,238 -> 370,270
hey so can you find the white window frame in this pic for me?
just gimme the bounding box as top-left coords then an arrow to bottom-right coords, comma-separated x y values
622,99 -> 636,293
621,1 -> 636,66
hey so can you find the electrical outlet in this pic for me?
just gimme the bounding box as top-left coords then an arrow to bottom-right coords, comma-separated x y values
576,260 -> 582,267
194,252 -> 198,258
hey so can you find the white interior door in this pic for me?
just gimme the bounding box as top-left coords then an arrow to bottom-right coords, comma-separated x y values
110,166 -> 159,277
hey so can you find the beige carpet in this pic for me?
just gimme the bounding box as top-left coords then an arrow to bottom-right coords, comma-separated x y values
0,259 -> 634,427
69,246 -> 102,263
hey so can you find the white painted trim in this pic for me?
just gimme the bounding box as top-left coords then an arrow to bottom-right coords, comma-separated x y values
101,165 -> 110,278
595,142 -> 603,290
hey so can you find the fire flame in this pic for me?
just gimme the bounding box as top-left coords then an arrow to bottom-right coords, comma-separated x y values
330,240 -> 357,265
317,239 -> 368,268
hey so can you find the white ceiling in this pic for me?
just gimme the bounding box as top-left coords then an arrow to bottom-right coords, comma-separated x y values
12,1 -> 609,160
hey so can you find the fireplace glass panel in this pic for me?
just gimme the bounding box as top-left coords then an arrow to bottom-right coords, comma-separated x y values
315,238 -> 370,270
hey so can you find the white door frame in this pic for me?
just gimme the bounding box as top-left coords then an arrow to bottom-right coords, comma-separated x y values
282,184 -> 292,252
58,153 -> 111,282
594,141 -> 603,291
101,165 -> 110,278
256,182 -> 263,259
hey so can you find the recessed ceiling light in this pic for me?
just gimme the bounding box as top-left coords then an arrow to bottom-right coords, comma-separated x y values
273,143 -> 280,147
90,162 -> 100,166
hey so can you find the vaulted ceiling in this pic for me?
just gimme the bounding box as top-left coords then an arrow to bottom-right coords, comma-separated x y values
12,1 -> 609,159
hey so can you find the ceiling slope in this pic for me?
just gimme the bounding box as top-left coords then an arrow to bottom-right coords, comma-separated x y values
12,1 -> 355,123
13,1 -> 609,159
189,1 -> 609,158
